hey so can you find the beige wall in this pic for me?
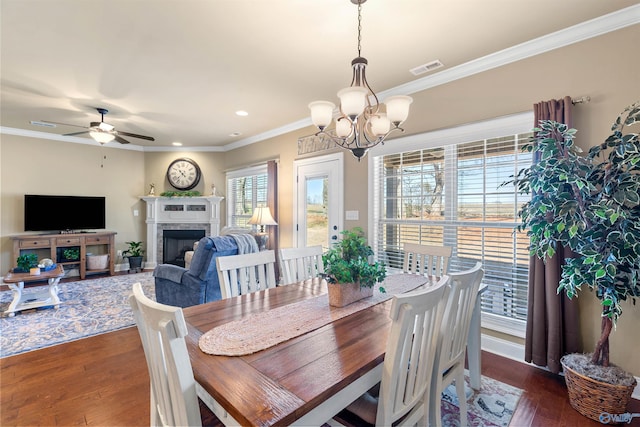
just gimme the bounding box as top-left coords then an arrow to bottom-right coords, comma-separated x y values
0,136 -> 146,269
1,24 -> 638,374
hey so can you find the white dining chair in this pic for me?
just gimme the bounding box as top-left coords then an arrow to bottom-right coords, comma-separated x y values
278,245 -> 324,284
402,243 -> 452,277
429,262 -> 484,427
341,275 -> 451,426
216,250 -> 278,299
129,282 -> 202,427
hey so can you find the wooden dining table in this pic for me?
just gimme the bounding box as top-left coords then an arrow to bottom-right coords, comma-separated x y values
183,274 -> 484,427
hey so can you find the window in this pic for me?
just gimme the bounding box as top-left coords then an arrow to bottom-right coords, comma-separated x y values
226,165 -> 268,228
370,113 -> 533,336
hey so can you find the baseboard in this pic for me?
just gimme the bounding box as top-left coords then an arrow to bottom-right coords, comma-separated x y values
481,333 -> 640,400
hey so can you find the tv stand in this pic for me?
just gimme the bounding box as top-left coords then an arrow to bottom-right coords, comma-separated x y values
11,231 -> 116,279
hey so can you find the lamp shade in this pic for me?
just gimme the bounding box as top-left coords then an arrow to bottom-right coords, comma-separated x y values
336,117 -> 352,137
384,95 -> 413,124
370,113 -> 390,136
248,206 -> 277,227
308,101 -> 336,129
89,131 -> 116,144
337,86 -> 368,119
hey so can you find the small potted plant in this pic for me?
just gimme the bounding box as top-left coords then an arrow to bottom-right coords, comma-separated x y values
123,241 -> 145,272
16,253 -> 38,274
322,227 -> 386,307
506,102 -> 639,421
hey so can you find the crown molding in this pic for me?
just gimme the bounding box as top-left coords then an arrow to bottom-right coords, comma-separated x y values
379,4 -> 640,99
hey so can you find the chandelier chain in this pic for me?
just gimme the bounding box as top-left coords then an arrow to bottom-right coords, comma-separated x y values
357,2 -> 362,57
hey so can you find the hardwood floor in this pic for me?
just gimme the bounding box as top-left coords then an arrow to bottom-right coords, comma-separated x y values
1,317 -> 638,426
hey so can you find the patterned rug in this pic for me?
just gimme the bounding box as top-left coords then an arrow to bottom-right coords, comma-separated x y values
441,372 -> 522,427
0,272 -> 155,358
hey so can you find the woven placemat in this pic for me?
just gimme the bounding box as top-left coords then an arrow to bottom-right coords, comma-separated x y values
199,274 -> 432,356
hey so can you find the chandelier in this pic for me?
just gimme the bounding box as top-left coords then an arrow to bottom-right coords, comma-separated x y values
308,0 -> 413,161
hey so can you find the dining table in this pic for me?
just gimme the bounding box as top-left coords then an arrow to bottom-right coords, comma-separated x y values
183,273 -> 484,427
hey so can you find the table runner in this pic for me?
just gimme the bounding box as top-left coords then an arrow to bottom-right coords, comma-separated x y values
199,274 -> 432,356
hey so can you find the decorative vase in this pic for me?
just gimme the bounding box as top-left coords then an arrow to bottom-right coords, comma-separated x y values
561,358 -> 636,422
327,282 -> 374,307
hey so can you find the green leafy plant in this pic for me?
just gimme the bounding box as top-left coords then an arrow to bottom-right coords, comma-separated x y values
322,227 -> 386,292
63,248 -> 80,261
506,102 -> 640,367
123,241 -> 145,258
16,253 -> 38,271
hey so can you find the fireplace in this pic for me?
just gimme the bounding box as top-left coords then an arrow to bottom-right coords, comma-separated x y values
141,196 -> 223,269
163,229 -> 205,267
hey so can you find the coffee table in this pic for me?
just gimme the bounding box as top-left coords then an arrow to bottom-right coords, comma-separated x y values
3,265 -> 65,317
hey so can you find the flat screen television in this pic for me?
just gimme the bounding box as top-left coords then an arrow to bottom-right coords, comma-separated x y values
24,194 -> 106,232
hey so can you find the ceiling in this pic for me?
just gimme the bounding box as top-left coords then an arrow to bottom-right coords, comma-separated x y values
1,0 -> 638,150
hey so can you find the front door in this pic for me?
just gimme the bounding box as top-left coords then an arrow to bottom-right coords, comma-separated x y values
293,153 -> 343,249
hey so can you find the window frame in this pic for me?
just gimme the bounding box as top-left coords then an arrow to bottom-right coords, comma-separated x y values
367,112 -> 534,338
226,164 -> 269,229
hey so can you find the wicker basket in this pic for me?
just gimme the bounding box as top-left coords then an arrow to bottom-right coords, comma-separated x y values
562,360 -> 636,422
327,282 -> 374,307
87,254 -> 109,270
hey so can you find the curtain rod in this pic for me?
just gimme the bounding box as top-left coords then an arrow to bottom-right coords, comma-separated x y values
572,96 -> 591,105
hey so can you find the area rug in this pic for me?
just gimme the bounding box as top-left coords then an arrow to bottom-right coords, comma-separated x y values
441,371 -> 522,427
0,272 -> 155,358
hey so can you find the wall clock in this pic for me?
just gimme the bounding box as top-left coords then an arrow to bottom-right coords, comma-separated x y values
166,157 -> 202,190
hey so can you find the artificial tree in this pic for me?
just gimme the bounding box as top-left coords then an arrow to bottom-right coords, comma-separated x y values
509,102 -> 640,367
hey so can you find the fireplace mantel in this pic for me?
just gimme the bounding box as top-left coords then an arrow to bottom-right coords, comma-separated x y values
141,196 -> 224,269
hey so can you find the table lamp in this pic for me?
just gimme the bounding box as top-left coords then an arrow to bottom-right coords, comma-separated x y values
248,206 -> 277,250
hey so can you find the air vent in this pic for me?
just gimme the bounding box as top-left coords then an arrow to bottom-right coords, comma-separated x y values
410,60 -> 444,76
30,120 -> 56,128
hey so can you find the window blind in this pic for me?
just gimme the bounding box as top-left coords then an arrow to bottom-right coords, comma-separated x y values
372,132 -> 532,328
226,165 -> 268,228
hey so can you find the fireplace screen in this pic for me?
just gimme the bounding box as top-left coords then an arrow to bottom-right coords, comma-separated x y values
163,230 -> 205,267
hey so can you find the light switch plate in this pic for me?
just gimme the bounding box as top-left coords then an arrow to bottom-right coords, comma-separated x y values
346,210 -> 359,220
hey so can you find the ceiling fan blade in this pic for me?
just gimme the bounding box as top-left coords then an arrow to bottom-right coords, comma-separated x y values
117,130 -> 155,141
40,120 -> 88,129
114,135 -> 131,144
64,131 -> 90,137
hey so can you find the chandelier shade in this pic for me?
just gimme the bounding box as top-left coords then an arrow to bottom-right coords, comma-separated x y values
307,0 -> 413,160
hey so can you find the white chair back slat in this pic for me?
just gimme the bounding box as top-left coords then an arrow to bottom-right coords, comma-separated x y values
129,283 -> 202,427
278,245 -> 324,284
216,250 -> 278,299
402,243 -> 452,277
429,262 -> 484,427
376,276 -> 450,426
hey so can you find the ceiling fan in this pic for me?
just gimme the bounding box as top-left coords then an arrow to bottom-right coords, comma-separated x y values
43,108 -> 155,144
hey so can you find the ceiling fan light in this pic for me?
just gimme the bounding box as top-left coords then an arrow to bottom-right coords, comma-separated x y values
98,122 -> 114,132
309,101 -> 336,129
90,131 -> 116,144
385,95 -> 413,125
337,86 -> 368,119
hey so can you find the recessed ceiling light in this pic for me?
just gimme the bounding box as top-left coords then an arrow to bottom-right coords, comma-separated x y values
235,110 -> 249,117
172,142 -> 183,146
230,132 -> 242,137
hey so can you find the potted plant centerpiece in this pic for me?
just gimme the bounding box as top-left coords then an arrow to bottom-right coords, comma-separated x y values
322,227 -> 386,307
123,241 -> 145,272
507,102 -> 640,421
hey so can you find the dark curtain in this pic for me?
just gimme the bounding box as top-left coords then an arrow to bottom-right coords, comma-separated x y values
525,96 -> 581,373
267,160 -> 280,280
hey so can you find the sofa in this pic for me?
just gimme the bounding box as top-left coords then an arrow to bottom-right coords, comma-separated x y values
153,235 -> 239,308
